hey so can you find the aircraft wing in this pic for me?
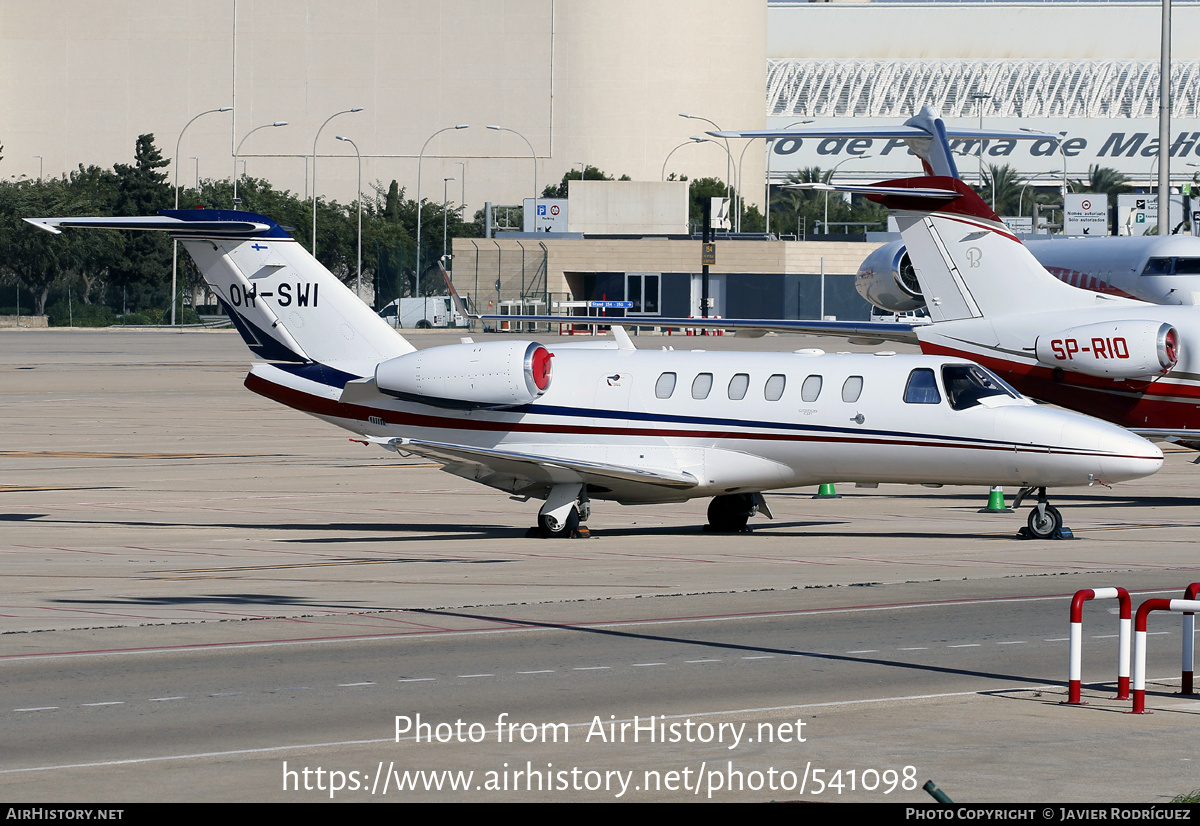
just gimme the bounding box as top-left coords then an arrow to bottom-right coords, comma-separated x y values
710,126 -> 1050,142
434,262 -> 919,345
459,315 -> 920,345
1131,428 -> 1200,442
371,437 -> 700,497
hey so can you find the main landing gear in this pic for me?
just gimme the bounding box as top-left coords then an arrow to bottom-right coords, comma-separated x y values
1013,486 -> 1071,540
536,484 -> 589,539
705,492 -> 772,533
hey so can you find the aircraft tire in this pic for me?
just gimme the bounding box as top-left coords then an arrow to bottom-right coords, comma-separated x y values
538,505 -> 580,539
706,493 -> 756,532
1026,504 -> 1063,540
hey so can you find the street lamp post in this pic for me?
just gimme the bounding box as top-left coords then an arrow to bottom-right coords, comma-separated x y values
765,120 -> 815,236
234,120 -> 288,203
172,105 -> 232,326
416,125 -> 469,301
443,176 -> 456,263
335,135 -> 362,299
1021,127 -> 1069,206
1019,171 -> 1056,231
312,107 -> 363,256
822,154 -> 872,234
456,161 -> 466,220
680,113 -> 733,218
690,136 -> 739,233
970,92 -> 992,194
661,137 -> 707,181
485,125 -> 536,205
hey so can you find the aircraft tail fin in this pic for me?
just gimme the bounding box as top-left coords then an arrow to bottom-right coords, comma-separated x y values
27,210 -> 415,374
861,176 -> 1101,321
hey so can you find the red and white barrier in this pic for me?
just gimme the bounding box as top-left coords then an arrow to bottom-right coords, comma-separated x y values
1132,598 -> 1200,713
1183,583 -> 1200,695
1067,588 -> 1132,704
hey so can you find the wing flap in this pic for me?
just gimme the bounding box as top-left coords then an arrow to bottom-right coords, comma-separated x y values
375,437 -> 700,492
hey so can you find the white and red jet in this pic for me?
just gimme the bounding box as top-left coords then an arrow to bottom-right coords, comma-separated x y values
713,109 -> 1200,446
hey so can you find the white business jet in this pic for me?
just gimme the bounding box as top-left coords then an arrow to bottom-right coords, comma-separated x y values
27,211 -> 1160,538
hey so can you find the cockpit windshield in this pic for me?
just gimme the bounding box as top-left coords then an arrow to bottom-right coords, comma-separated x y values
942,364 -> 1020,410
1143,257 -> 1200,275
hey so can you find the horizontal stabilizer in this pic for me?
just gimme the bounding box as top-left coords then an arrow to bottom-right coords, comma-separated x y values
787,182 -> 960,200
25,213 -> 277,238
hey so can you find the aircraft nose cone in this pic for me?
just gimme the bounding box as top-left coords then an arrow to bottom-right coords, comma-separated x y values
1094,425 -> 1163,483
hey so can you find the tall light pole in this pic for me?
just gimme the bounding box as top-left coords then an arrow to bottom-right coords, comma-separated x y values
173,105 -> 232,326
1019,171 -> 1055,225
234,120 -> 287,203
312,107 -> 363,255
1159,0 -> 1173,236
765,119 -> 815,235
695,137 -> 739,233
336,135 -> 362,299
456,161 -> 466,220
416,124 -> 469,300
442,176 -> 456,262
680,113 -> 731,204
486,125 -> 536,204
822,154 -> 872,234
1021,127 -> 1069,207
970,92 -> 992,193
661,137 -> 707,181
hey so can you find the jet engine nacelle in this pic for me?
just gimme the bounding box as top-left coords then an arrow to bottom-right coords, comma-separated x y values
1034,321 -> 1179,378
375,340 -> 553,407
856,240 -> 924,312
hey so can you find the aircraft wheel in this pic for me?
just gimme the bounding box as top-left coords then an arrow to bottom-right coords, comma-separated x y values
538,505 -> 580,539
706,493 -> 756,532
1026,505 -> 1062,540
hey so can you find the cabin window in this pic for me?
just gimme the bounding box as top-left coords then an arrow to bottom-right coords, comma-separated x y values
728,373 -> 749,400
691,373 -> 713,400
764,374 -> 786,401
655,372 -> 677,399
801,375 -> 822,402
841,376 -> 864,403
903,368 -> 941,404
942,364 -> 1017,410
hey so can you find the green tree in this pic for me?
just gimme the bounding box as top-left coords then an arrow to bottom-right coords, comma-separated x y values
978,164 -> 1024,217
541,165 -> 625,199
0,178 -> 85,314
1073,165 -> 1130,200
108,134 -> 172,311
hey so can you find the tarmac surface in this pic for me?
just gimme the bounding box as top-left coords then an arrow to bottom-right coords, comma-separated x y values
2,327 -> 1200,803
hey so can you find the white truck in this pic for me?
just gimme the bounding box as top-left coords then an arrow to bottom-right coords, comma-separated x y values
378,296 -> 469,329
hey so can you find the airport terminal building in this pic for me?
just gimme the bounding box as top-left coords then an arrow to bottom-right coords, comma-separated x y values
4,0 -> 1199,320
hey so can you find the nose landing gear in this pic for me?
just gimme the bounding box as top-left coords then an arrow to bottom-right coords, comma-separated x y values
1013,486 -> 1072,540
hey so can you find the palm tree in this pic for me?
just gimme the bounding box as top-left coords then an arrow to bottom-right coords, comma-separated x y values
979,164 -> 1024,216
1073,165 -> 1130,200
